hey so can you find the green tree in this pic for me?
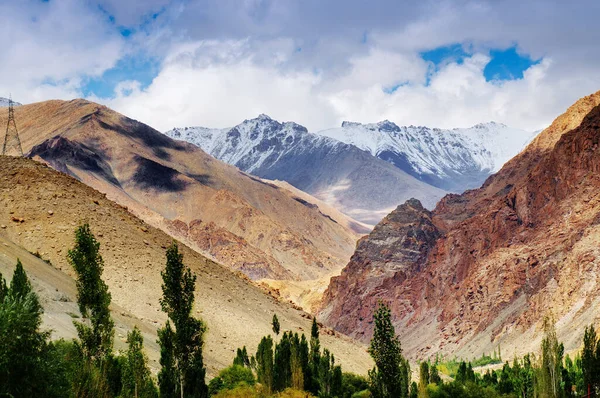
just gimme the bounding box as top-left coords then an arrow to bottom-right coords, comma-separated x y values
274,331 -> 293,391
122,326 -> 157,398
418,362 -> 429,398
368,301 -> 409,398
0,261 -> 50,397
309,318 -> 321,395
256,335 -> 275,393
537,317 -> 563,398
582,325 -> 598,394
0,271 -> 7,301
409,381 -> 418,398
341,373 -> 370,398
290,333 -> 304,390
9,259 -> 33,299
0,261 -> 61,397
429,364 -> 441,385
158,321 -> 178,398
68,223 -> 114,362
272,314 -> 281,337
233,346 -> 250,367
159,243 -> 208,398
299,334 -> 310,392
208,364 -> 255,395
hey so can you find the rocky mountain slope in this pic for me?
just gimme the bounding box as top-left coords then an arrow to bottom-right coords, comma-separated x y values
0,100 -> 361,291
318,121 -> 537,192
166,115 -> 446,225
0,156 -> 373,376
320,90 -> 600,362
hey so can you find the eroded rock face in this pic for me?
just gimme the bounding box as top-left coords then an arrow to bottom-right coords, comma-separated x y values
320,91 -> 600,360
321,199 -> 440,340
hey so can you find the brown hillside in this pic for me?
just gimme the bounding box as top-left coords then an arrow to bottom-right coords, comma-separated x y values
321,90 -> 600,361
0,99 -> 361,290
0,156 -> 372,376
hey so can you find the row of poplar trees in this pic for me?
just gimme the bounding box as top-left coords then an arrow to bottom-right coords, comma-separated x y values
0,221 -> 414,398
0,223 -> 209,397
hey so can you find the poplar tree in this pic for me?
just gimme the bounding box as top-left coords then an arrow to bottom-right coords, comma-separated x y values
158,322 -> 178,398
255,335 -> 274,393
68,223 -> 114,362
309,317 -> 321,395
122,326 -> 157,398
272,314 -> 280,337
418,362 -> 429,397
582,325 -> 598,393
537,317 -> 563,398
158,243 -> 207,398
274,331 -> 292,391
9,259 -> 33,299
368,301 -> 410,398
0,261 -> 49,397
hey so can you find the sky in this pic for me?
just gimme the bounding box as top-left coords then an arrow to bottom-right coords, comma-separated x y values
2,0 -> 600,133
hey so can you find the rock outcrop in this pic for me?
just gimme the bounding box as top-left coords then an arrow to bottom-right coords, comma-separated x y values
320,91 -> 600,361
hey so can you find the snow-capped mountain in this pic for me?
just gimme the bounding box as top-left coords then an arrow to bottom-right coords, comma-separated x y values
0,97 -> 21,107
317,121 -> 538,192
166,115 -> 447,226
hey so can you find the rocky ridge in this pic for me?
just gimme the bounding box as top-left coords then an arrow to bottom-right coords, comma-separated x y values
320,90 -> 600,361
166,115 -> 446,226
1,99 -> 361,290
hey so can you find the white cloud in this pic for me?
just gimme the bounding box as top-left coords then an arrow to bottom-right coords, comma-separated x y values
0,0 -> 123,103
3,0 -> 600,134
103,37 -> 600,134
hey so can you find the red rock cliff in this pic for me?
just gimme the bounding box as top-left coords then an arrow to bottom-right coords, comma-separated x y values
320,91 -> 600,360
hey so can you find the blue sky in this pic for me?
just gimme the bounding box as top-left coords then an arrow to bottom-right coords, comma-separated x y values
2,0 -> 600,132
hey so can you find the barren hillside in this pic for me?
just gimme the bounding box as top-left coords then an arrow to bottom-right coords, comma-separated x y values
0,99 -> 362,296
0,156 -> 372,376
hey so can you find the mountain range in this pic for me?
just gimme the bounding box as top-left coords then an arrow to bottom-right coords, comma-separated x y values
0,99 -> 367,316
319,120 -> 538,192
320,90 -> 600,360
165,117 -> 535,225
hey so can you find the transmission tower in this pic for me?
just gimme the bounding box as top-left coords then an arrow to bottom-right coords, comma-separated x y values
2,95 -> 23,157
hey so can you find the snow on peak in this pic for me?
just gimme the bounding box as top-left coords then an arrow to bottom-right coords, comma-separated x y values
317,120 -> 538,191
165,115 -> 325,174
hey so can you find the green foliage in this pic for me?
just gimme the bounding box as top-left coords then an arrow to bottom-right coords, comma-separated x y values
368,302 -> 410,398
209,364 -> 255,395
0,260 -> 72,397
273,314 -> 281,336
159,242 -> 208,397
309,318 -> 321,395
537,317 -> 563,398
68,223 -> 114,362
419,362 -> 430,389
409,381 -> 418,398
9,259 -> 32,299
582,324 -> 599,393
256,335 -> 275,393
121,326 -> 157,398
0,287 -> 48,395
158,321 -> 178,398
274,331 -> 293,391
429,364 -> 441,385
471,352 -> 503,368
340,372 -> 369,398
233,346 -> 250,367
